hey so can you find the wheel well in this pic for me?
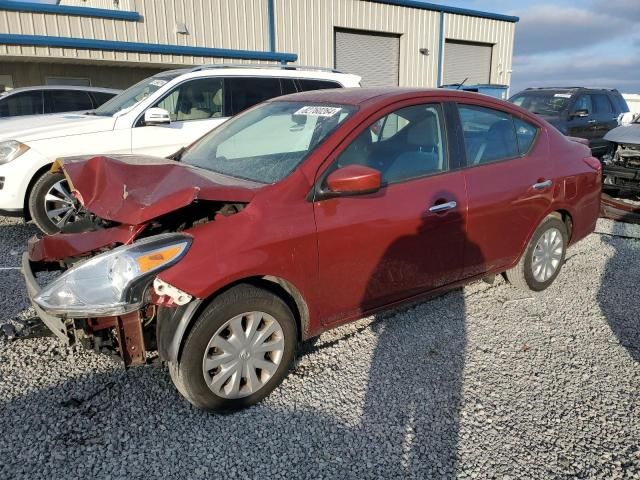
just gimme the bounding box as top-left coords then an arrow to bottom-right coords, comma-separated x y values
175,276 -> 310,363
551,209 -> 573,241
22,163 -> 53,221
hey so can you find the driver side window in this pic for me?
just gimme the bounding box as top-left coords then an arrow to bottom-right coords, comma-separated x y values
572,95 -> 592,115
332,103 -> 448,185
154,78 -> 224,122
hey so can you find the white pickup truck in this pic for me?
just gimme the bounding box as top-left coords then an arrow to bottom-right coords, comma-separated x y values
0,65 -> 360,233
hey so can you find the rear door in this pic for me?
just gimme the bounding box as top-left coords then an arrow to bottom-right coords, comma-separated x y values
567,94 -> 597,146
313,101 -> 467,325
131,77 -> 227,157
456,102 -> 553,276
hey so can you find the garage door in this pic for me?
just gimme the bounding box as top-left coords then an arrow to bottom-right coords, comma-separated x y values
443,40 -> 492,85
335,29 -> 400,87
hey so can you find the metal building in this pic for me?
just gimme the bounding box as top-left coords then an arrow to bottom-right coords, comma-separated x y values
0,0 -> 517,91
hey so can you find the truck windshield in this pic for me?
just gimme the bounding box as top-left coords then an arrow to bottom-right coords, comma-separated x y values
182,101 -> 356,184
93,73 -> 182,116
509,92 -> 572,117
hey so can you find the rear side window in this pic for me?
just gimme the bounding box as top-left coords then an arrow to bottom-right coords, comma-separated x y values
458,105 -> 519,165
593,94 -> 613,113
90,91 -> 116,107
297,79 -> 342,91
280,78 -> 297,95
0,91 -> 43,117
45,90 -> 93,113
226,77 -> 282,115
514,118 -> 538,154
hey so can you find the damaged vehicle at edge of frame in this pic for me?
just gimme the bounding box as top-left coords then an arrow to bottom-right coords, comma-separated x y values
601,116 -> 640,196
22,89 -> 602,412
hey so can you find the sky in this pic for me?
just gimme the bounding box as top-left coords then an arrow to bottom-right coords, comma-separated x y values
16,0 -> 640,94
433,0 -> 640,94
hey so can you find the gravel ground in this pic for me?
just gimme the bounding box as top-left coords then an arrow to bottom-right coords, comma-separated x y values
0,215 -> 638,479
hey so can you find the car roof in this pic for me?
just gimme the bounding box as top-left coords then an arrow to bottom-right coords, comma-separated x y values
1,85 -> 121,95
154,64 -> 361,84
270,87 -> 504,106
521,87 -> 620,94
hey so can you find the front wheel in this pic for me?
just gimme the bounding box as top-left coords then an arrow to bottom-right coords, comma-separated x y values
171,284 -> 297,412
506,215 -> 568,292
28,171 -> 85,234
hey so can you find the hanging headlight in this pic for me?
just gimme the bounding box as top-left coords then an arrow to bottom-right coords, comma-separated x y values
34,233 -> 191,318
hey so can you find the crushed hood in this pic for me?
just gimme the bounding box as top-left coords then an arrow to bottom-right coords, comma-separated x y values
0,113 -> 115,143
57,154 -> 262,225
604,123 -> 640,145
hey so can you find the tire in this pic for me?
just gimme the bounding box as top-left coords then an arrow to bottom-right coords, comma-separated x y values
506,215 -> 568,292
172,284 -> 297,412
28,171 -> 81,234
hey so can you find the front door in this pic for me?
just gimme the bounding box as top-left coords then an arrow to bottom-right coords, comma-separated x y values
567,94 -> 598,150
313,102 -> 467,325
131,77 -> 227,157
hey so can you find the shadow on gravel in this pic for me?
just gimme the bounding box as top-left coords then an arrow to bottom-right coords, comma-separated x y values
597,234 -> 640,361
0,206 -> 481,478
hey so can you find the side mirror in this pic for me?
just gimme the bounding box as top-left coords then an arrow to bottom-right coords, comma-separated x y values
571,109 -> 589,118
325,165 -> 381,196
144,107 -> 171,126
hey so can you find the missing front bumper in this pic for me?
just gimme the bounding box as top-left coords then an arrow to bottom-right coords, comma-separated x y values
21,252 -> 70,344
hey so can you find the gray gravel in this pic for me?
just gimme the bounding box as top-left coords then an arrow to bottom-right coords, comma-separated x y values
0,215 -> 638,479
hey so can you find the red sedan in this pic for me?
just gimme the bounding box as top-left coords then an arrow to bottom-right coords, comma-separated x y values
24,88 -> 602,411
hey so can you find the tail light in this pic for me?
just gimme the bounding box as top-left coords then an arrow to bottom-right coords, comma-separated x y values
583,156 -> 602,171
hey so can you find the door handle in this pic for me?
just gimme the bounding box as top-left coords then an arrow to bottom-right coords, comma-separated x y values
532,180 -> 552,190
428,200 -> 457,213
588,119 -> 597,124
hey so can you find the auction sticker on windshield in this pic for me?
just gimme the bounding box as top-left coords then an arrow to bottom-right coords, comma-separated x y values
554,93 -> 572,98
149,79 -> 168,87
294,106 -> 342,117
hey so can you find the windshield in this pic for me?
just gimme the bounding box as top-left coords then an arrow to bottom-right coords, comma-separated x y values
182,101 -> 356,183
509,92 -> 572,117
94,73 -> 182,116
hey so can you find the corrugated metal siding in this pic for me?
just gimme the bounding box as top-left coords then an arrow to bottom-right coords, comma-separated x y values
274,0 -> 440,87
0,0 -> 271,66
58,0 -> 135,10
443,13 -> 515,86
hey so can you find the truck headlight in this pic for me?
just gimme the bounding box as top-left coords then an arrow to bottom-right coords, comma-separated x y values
0,140 -> 29,165
34,233 -> 191,317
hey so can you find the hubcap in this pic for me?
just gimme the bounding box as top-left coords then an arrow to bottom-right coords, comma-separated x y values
202,311 -> 285,399
43,180 -> 81,229
531,227 -> 564,282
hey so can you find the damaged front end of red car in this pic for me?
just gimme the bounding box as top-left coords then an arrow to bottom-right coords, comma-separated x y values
22,154 -> 257,366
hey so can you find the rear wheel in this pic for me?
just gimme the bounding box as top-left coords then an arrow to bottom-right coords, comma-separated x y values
506,216 -> 568,292
171,284 -> 297,412
28,171 -> 86,234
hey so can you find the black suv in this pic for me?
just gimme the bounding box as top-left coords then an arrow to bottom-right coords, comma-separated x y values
509,87 -> 629,157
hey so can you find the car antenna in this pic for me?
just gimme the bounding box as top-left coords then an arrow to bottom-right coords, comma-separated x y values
456,78 -> 469,90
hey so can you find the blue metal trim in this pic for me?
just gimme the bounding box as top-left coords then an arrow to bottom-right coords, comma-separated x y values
369,0 -> 519,23
437,11 -> 444,87
0,0 -> 141,21
267,0 -> 276,52
0,34 -> 298,63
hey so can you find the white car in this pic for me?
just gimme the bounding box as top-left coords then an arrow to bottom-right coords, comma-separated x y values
0,65 -> 360,233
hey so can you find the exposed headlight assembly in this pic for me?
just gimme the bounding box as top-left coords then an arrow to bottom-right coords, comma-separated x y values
0,140 -> 29,165
34,233 -> 191,318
